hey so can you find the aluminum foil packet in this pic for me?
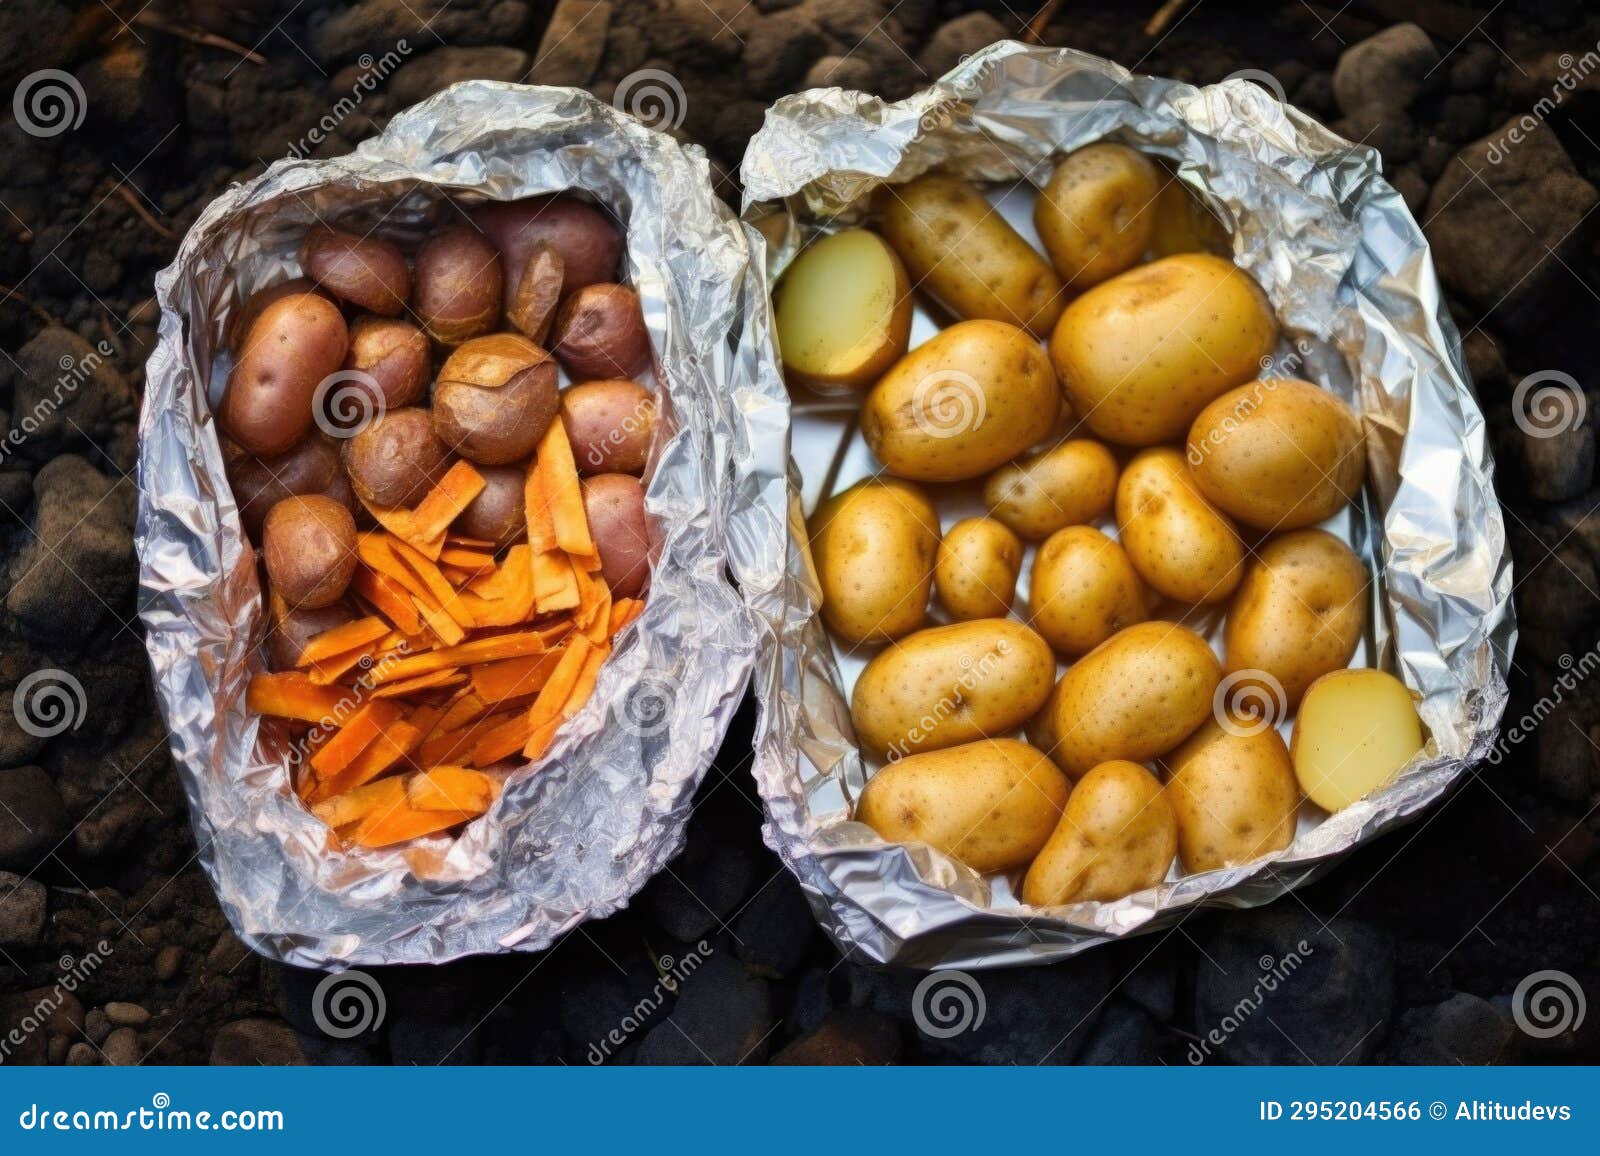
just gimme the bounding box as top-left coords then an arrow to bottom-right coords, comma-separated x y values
137,82 -> 774,967
735,42 -> 1516,968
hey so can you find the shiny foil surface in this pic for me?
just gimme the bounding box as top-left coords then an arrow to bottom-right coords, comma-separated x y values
736,43 -> 1515,968
137,83 -> 773,967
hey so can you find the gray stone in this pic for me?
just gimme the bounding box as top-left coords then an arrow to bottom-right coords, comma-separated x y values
529,0 -> 610,87
772,1008 -> 900,1064
917,12 -> 1008,79
1425,122 -> 1598,328
1077,1000 -> 1162,1064
635,952 -> 774,1065
313,0 -> 533,66
85,1007 -> 111,1044
0,766 -> 69,872
104,1001 -> 151,1028
388,47 -> 530,106
0,872 -> 47,948
1522,424 -> 1595,503
803,54 -> 876,93
102,1027 -> 141,1066
154,945 -> 183,982
7,326 -> 132,454
742,10 -> 825,96
1332,23 -> 1438,120
210,1019 -> 306,1066
1390,993 -> 1515,1064
733,871 -> 816,979
46,1034 -> 69,1064
65,1042 -> 97,1065
1194,908 -> 1395,1065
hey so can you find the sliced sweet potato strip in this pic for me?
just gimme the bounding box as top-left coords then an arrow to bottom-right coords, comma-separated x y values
298,617 -> 389,666
391,535 -> 475,630
470,714 -> 537,766
359,498 -> 444,560
350,568 -> 424,635
312,775 -> 406,831
527,637 -> 592,731
470,651 -> 562,702
446,534 -> 497,550
524,457 -> 557,555
371,669 -> 465,698
437,691 -> 492,735
414,597 -> 467,647
532,550 -> 580,613
307,637 -> 387,686
247,672 -> 350,724
311,718 -> 425,803
407,765 -> 497,813
417,708 -> 520,766
608,598 -> 645,637
309,700 -> 402,778
353,804 -> 479,848
531,420 -> 596,556
522,716 -> 563,761
408,461 -> 486,545
562,642 -> 610,720
369,630 -> 549,685
466,545 -> 532,600
458,590 -> 534,629
438,546 -> 498,572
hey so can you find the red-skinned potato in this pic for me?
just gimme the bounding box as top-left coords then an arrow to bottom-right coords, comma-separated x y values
228,432 -> 342,540
265,590 -> 354,672
344,315 -> 431,408
262,494 -> 358,609
551,283 -> 650,380
220,292 -> 349,457
432,334 -> 560,465
341,406 -> 453,509
471,195 -> 622,298
454,464 -> 527,548
411,226 -> 503,345
299,227 -> 409,315
504,241 -> 563,342
560,379 -> 657,475
582,473 -> 649,598
227,278 -> 322,354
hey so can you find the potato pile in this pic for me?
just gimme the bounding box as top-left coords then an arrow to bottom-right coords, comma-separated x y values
778,144 -> 1426,906
221,195 -> 658,849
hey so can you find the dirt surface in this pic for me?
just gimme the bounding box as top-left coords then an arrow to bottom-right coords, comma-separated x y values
1,0 -> 1598,1065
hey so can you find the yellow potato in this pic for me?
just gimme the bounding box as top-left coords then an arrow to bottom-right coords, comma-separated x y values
1049,621 -> 1221,777
881,176 -> 1066,336
935,517 -> 1023,621
1116,447 -> 1245,605
1225,529 -> 1368,708
1165,716 -> 1300,873
1049,253 -> 1278,445
1148,174 -> 1230,258
774,228 -> 912,393
809,477 -> 939,644
1291,669 -> 1424,812
1187,378 -> 1366,531
1034,143 -> 1161,289
982,438 -> 1118,541
1021,760 -> 1176,905
862,320 -> 1060,483
851,619 -> 1056,758
857,738 -> 1070,873
1029,526 -> 1149,657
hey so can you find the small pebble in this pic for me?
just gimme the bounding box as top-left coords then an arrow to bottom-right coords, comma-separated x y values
102,1027 -> 140,1066
85,1008 -> 111,1044
65,1042 -> 98,1066
104,1001 -> 151,1028
47,1035 -> 69,1065
154,945 -> 182,981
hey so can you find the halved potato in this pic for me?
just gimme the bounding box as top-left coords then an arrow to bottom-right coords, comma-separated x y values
774,229 -> 912,393
1291,669 -> 1424,812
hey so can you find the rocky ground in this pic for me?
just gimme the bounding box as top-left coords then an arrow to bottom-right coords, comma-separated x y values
1,0 -> 1598,1065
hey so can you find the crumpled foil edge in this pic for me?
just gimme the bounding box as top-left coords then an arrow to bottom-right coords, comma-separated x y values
735,43 -> 1516,968
136,82 -> 771,968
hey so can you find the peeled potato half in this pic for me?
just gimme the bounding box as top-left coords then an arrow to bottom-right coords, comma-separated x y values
775,229 -> 911,393
1291,668 -> 1425,812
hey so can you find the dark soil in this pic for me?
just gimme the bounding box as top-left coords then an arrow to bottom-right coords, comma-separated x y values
1,0 -> 1597,1065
